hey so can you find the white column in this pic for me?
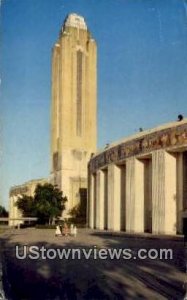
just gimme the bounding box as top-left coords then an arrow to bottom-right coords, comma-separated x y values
176,153 -> 183,234
126,158 -> 144,233
97,170 -> 105,229
152,150 -> 177,235
95,172 -> 100,229
95,170 -> 105,229
93,174 -> 97,229
9,197 -> 13,227
12,196 -> 17,227
120,165 -> 126,231
107,164 -> 121,231
88,174 -> 95,228
103,170 -> 108,229
165,151 -> 177,234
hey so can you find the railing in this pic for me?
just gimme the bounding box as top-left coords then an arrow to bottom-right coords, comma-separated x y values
0,218 -> 38,227
0,218 -> 38,222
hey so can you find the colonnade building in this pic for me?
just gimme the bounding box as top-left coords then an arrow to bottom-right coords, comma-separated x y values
88,120 -> 187,235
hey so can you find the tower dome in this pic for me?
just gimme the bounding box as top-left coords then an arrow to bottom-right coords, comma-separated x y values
64,13 -> 87,30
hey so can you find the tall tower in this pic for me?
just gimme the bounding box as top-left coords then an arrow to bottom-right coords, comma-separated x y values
51,13 -> 97,215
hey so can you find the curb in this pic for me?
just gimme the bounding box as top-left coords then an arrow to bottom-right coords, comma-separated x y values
91,230 -> 184,241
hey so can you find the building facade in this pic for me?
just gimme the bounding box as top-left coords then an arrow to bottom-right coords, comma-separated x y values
51,14 -> 97,215
88,120 -> 187,235
9,178 -> 47,226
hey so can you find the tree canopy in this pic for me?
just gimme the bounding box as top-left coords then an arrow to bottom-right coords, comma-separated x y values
0,205 -> 8,217
16,183 -> 67,224
16,195 -> 35,217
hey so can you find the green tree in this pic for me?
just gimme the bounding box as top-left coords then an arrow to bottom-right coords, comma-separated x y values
69,202 -> 86,219
0,205 -> 8,217
16,195 -> 35,217
16,183 -> 67,224
69,189 -> 87,223
34,183 -> 67,224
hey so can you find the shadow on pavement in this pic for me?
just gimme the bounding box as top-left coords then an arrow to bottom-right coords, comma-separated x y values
0,229 -> 186,300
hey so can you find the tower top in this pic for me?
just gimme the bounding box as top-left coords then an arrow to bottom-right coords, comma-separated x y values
64,13 -> 87,30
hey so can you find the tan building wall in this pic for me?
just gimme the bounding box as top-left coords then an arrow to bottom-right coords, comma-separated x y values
9,178 -> 47,226
88,119 -> 187,235
51,14 -> 97,216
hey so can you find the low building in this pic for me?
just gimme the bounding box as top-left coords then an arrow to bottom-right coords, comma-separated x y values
88,119 -> 187,235
9,178 -> 47,227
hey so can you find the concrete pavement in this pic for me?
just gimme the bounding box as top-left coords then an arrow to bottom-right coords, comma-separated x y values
0,228 -> 186,300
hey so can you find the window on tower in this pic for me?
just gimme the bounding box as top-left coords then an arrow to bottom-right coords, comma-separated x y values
76,50 -> 83,136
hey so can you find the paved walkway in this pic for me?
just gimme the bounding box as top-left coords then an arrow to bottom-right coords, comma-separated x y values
0,228 -> 186,300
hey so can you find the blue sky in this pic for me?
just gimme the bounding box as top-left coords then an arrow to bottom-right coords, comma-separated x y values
1,0 -> 187,208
